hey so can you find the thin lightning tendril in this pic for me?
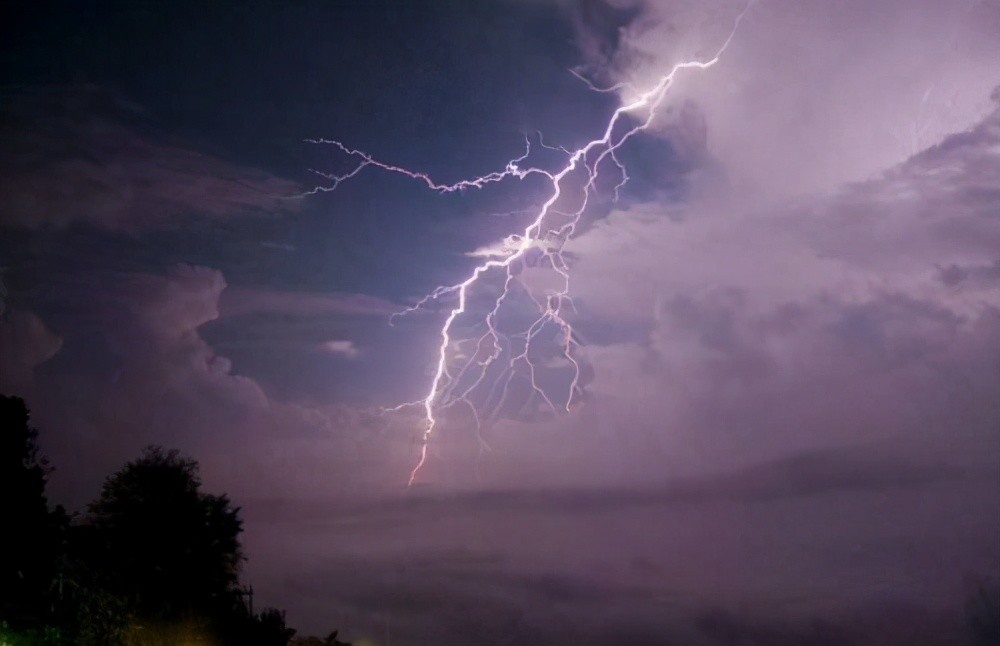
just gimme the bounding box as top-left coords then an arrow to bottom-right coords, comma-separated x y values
309,6 -> 751,486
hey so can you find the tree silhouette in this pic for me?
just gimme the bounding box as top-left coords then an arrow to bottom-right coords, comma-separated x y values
0,394 -> 66,628
86,446 -> 243,621
0,399 -> 316,645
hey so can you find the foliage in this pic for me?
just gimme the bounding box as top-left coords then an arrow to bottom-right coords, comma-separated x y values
0,395 -> 340,644
86,446 -> 244,621
0,620 -> 64,646
217,607 -> 298,646
0,395 -> 68,630
69,583 -> 131,646
79,446 -> 302,644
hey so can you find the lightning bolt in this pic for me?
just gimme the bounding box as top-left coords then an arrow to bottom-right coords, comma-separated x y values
308,4 -> 752,485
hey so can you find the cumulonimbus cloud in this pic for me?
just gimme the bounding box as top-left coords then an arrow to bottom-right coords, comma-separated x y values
572,0 -> 1000,199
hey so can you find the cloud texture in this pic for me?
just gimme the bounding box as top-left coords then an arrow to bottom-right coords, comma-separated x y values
0,86 -> 300,231
576,0 -> 1000,198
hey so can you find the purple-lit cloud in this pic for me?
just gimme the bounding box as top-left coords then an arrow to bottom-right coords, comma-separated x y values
0,86 -> 301,231
583,0 -> 1000,198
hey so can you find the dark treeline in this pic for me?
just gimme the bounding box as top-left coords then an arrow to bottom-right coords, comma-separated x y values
0,393 -> 344,645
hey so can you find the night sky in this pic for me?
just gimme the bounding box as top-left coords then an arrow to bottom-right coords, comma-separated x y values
2,1 -> 999,643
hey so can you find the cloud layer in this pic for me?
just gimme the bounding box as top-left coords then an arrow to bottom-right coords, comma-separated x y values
231,99 -> 1000,642
575,0 -> 1000,199
0,86 -> 301,231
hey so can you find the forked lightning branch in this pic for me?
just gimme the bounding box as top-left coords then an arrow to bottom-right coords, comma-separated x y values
307,4 -> 752,485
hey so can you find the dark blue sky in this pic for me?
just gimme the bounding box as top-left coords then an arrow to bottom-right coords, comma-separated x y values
1,0 -> 685,305
1,0 -> 684,405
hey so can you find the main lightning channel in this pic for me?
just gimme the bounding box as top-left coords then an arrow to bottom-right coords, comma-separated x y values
309,6 -> 751,485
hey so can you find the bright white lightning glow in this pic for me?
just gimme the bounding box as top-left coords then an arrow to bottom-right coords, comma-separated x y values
307,4 -> 752,485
